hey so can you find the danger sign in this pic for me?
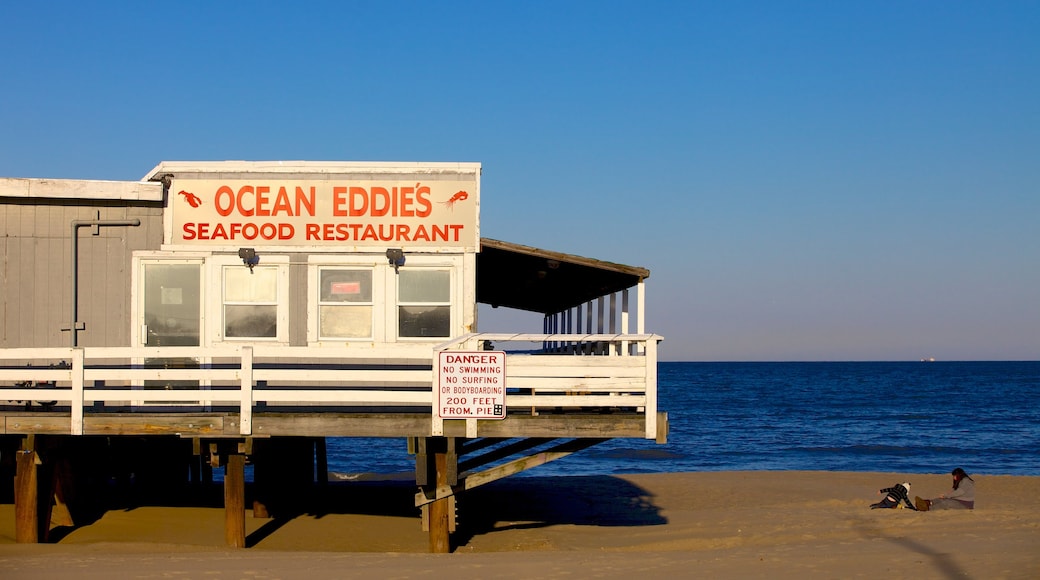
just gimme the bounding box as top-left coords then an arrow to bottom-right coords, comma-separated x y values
438,351 -> 506,419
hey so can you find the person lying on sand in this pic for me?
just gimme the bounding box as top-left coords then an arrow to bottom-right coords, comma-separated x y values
915,467 -> 975,511
871,481 -> 916,509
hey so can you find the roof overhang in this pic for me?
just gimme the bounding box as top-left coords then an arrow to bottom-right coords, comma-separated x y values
0,177 -> 163,202
142,160 -> 481,180
477,238 -> 649,315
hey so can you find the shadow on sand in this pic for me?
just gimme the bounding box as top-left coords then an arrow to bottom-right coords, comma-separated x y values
849,514 -> 968,580
23,473 -> 667,549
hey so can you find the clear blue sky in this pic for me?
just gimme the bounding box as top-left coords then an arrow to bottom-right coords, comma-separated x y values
2,1 -> 1037,361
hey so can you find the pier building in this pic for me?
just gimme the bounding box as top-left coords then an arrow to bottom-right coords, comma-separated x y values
0,161 -> 665,551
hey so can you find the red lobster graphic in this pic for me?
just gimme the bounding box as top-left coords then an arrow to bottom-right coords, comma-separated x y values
178,190 -> 203,208
442,190 -> 468,210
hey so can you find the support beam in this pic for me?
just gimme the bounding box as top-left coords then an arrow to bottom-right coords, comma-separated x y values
416,438 -> 604,506
224,454 -> 246,548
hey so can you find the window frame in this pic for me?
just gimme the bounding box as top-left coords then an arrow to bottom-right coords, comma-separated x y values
306,254 -> 462,345
208,255 -> 290,345
395,266 -> 454,341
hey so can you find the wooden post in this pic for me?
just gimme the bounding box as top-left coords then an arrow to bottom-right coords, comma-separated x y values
428,438 -> 451,553
14,450 -> 39,543
224,454 -> 246,548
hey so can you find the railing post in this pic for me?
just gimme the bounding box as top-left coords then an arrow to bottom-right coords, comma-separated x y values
431,345 -> 444,436
644,338 -> 658,439
240,346 -> 253,435
621,289 -> 631,355
70,348 -> 85,435
637,280 -> 646,355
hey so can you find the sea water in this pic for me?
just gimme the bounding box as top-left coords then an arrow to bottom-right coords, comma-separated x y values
326,361 -> 1040,478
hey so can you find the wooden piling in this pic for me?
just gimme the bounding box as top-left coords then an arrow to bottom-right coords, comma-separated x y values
224,454 -> 246,548
428,438 -> 451,553
14,450 -> 39,543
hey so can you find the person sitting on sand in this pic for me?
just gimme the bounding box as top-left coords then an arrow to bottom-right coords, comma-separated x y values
915,468 -> 975,511
871,481 -> 916,509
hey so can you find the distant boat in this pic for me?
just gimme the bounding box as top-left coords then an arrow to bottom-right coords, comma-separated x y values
921,357 -> 936,362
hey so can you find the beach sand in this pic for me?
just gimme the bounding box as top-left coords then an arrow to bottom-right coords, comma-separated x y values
0,470 -> 1037,578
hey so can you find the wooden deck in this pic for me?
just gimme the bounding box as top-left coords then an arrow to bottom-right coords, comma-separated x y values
1,333 -> 666,551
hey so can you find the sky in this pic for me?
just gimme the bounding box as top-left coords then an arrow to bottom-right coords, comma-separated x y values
1,1 -> 1037,361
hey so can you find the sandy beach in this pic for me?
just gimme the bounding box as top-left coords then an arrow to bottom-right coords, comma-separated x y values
0,470 -> 1037,579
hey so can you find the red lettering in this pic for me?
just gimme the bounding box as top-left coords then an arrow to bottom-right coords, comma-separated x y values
399,185 -> 415,217
211,223 -> 228,240
431,225 -> 448,241
415,184 -> 432,217
215,187 -> 235,216
333,187 -> 348,217
350,187 -> 368,217
255,186 -> 270,217
272,186 -> 292,216
360,224 -> 377,241
412,225 -> 430,242
371,187 -> 390,217
236,186 -> 255,217
296,186 -> 315,216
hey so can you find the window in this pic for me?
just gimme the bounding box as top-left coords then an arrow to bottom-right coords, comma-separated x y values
398,269 -> 451,338
306,255 -> 462,345
318,268 -> 374,339
223,265 -> 279,339
142,263 -> 201,347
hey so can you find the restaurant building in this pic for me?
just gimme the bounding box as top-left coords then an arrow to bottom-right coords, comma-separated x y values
0,161 -> 664,551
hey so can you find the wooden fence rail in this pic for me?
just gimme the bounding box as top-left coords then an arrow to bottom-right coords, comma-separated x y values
0,333 -> 661,438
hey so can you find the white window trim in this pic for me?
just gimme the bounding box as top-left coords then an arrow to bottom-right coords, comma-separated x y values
307,255 -> 385,344
306,253 -> 463,345
393,256 -> 460,343
208,254 -> 290,345
131,252 -> 209,348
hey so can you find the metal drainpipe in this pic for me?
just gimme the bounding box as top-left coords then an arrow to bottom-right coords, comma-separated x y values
67,216 -> 141,347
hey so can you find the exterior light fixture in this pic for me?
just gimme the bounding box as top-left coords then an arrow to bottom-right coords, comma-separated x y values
238,247 -> 259,272
386,248 -> 405,272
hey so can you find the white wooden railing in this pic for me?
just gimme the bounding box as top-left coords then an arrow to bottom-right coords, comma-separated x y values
0,333 -> 660,438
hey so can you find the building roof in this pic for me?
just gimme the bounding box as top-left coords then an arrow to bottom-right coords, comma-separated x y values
142,160 -> 480,180
477,238 -> 649,315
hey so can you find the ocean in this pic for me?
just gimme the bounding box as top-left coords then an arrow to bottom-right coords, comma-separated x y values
326,361 -> 1040,478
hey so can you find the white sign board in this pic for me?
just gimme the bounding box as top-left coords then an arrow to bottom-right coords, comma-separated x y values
438,351 -> 506,419
166,176 -> 480,250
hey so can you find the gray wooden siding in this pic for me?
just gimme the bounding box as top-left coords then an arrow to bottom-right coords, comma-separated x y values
0,201 -> 163,348
289,254 -> 309,346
